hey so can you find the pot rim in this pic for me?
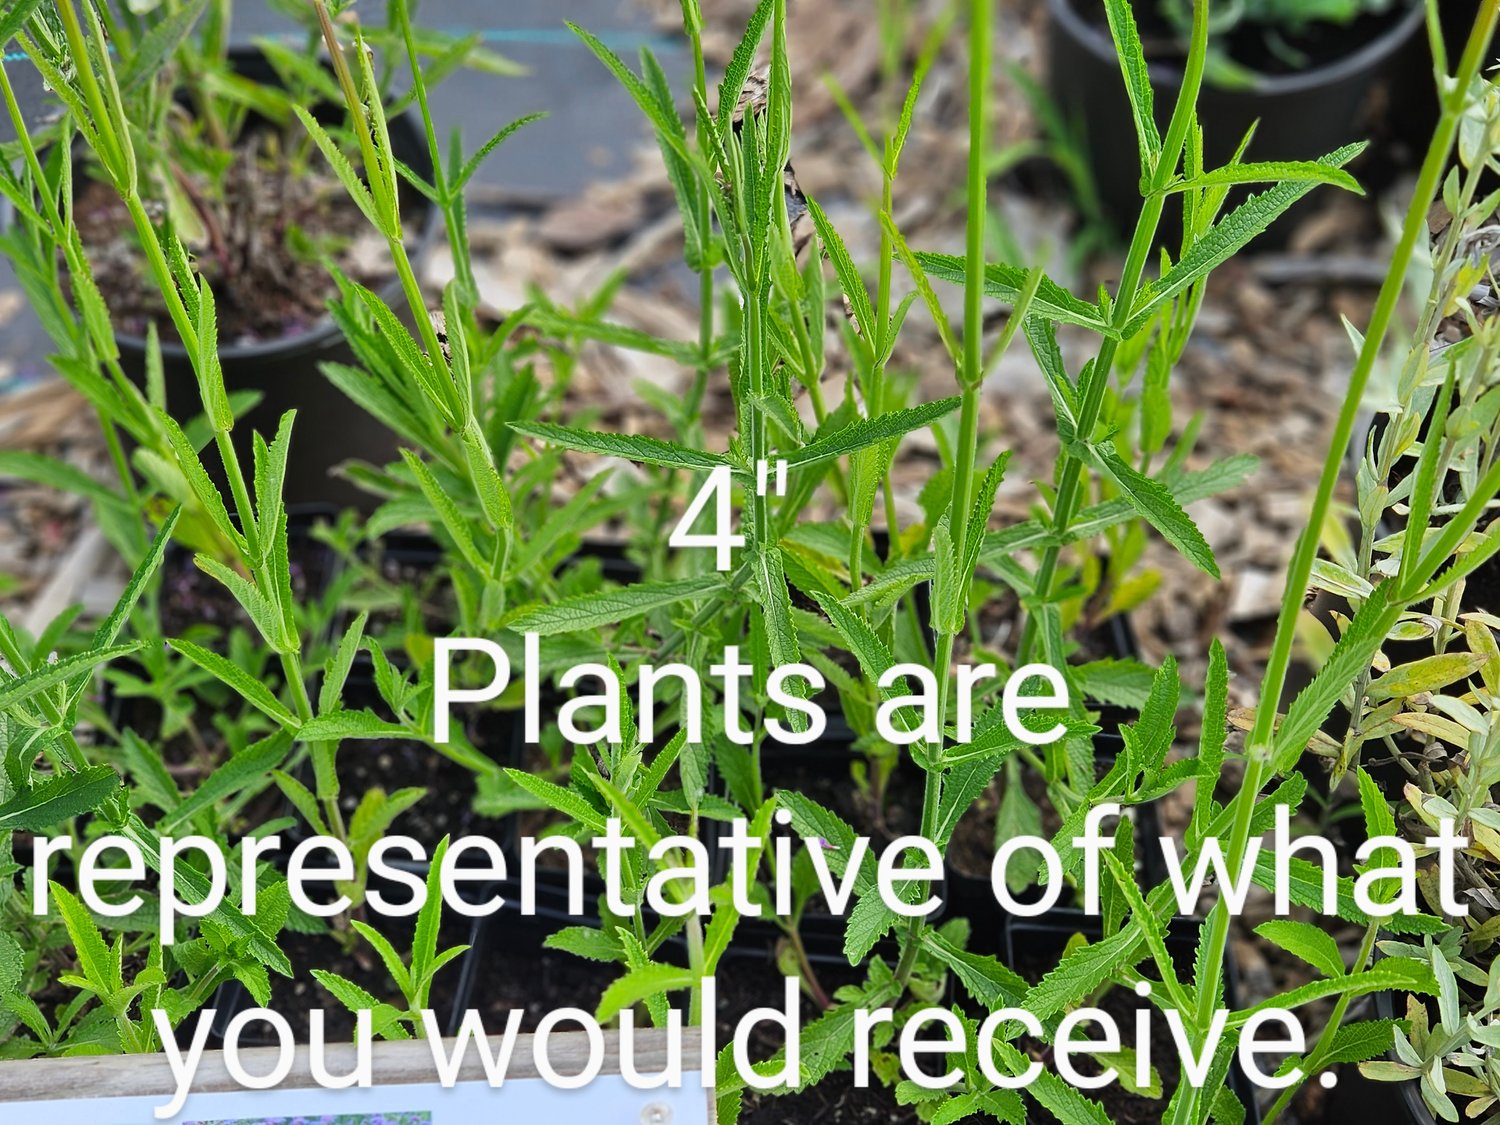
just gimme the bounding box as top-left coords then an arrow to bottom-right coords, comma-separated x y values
1373,987 -> 1443,1125
1047,0 -> 1427,98
106,44 -> 443,364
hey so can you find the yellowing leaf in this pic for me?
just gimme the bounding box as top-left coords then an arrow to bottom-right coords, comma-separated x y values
1310,558 -> 1373,599
1367,653 -> 1488,701
1464,619 -> 1500,697
1391,711 -> 1474,749
1469,821 -> 1500,863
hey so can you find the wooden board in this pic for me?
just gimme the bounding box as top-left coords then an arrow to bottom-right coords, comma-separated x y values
0,1028 -> 713,1124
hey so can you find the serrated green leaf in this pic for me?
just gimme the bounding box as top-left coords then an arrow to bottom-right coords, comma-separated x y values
296,710 -> 411,743
924,931 -> 1027,1009
1102,0 -> 1161,176
545,926 -> 622,963
1125,144 -> 1366,336
504,769 -> 606,833
0,644 -> 142,712
1254,920 -> 1345,979
166,639 -> 299,729
510,421 -> 729,472
158,734 -> 292,833
595,963 -> 697,1023
51,884 -> 118,997
1091,443 -> 1218,576
293,104 -> 382,232
807,195 -> 875,344
400,450 -> 488,575
0,931 -> 22,995
915,253 -> 1111,335
1229,958 -> 1435,1027
456,113 -> 546,191
786,397 -> 960,469
0,766 -> 119,832
508,575 -> 722,635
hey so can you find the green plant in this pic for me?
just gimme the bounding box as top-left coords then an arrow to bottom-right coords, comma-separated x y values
300,0 -> 1465,1120
314,836 -> 470,1040
0,510 -> 296,1058
1326,80 -> 1500,1115
4,2 -> 1500,1124
0,0 -> 464,994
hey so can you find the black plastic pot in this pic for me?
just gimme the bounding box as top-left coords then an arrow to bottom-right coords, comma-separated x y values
1046,0 -> 1427,244
106,48 -> 440,512
1372,988 -> 1437,1124
1390,2 -> 1500,160
1002,909 -> 1263,1124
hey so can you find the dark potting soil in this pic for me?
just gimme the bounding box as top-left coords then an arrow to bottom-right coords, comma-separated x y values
947,764 -> 1062,882
462,915 -> 622,1033
237,914 -> 473,1045
73,131 -> 390,347
738,1079 -> 930,1125
1086,0 -> 1409,78
765,753 -> 922,846
332,735 -> 512,850
1011,943 -> 1180,1125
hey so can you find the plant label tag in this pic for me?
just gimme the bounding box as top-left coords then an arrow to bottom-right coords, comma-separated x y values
0,1030 -> 713,1124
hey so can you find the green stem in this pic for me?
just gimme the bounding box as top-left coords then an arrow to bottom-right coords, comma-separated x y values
53,0 -> 129,183
683,8 -> 715,431
397,1 -> 472,303
1261,923 -> 1380,1125
899,0 -> 991,988
685,909 -> 707,1024
1187,10 -> 1498,1122
1019,0 -> 1211,663
1248,0 -> 1498,763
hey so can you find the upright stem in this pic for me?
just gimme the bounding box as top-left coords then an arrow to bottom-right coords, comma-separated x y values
1249,5 -> 1498,761
897,0 -> 989,986
873,159 -> 900,567
1018,0 -> 1211,662
1261,923 -> 1380,1125
747,277 -> 771,544
683,6 -> 716,429
1188,8 -> 1498,1121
